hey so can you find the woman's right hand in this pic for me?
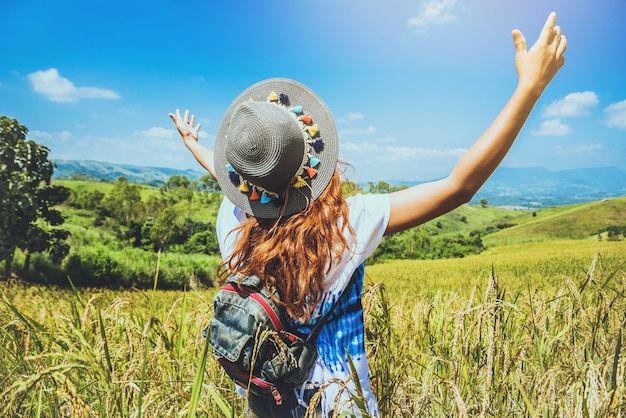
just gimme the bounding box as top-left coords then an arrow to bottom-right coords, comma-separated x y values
512,12 -> 567,97
385,12 -> 567,236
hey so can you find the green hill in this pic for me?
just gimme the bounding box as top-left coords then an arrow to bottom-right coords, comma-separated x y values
421,204 -> 523,237
54,178 -> 626,248
53,179 -> 163,200
482,196 -> 626,246
53,178 -> 626,258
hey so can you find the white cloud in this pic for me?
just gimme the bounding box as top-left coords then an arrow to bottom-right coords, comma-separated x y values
57,130 -> 73,141
28,68 -> 120,103
408,0 -> 458,29
29,130 -> 54,140
136,127 -> 177,139
604,99 -> 626,130
30,129 -> 73,142
347,112 -> 364,120
340,140 -> 467,181
29,130 -> 76,153
134,125 -> 211,145
532,118 -> 572,136
542,91 -> 598,118
342,140 -> 465,164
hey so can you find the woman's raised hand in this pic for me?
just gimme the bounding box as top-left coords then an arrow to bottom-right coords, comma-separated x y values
168,108 -> 216,178
512,12 -> 567,97
169,109 -> 201,144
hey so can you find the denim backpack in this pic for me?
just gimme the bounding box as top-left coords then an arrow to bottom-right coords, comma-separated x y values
208,273 -> 350,405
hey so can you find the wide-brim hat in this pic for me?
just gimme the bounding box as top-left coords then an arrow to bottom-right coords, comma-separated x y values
214,78 -> 339,219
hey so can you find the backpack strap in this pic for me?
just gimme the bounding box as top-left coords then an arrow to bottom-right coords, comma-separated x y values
305,269 -> 358,342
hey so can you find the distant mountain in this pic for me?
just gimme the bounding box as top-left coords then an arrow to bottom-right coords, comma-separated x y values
52,160 -> 626,208
391,166 -> 626,208
471,166 -> 626,207
52,159 -> 207,187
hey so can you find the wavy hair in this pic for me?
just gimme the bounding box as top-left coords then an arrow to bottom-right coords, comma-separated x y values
222,172 -> 355,321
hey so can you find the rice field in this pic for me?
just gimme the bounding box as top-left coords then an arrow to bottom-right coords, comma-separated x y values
1,239 -> 625,417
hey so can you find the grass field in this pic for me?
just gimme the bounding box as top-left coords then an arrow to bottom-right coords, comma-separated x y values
482,197 -> 626,246
1,239 -> 625,417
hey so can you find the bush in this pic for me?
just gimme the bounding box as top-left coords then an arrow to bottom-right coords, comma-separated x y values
183,229 -> 219,255
62,246 -> 219,289
368,227 -> 484,263
23,253 -> 67,285
64,246 -> 123,287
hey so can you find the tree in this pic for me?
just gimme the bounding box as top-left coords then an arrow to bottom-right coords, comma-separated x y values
164,174 -> 190,190
480,198 -> 489,208
0,116 -> 70,279
341,180 -> 361,197
162,175 -> 193,202
68,187 -> 104,210
148,207 -> 183,250
100,176 -> 144,225
197,174 -> 220,192
184,228 -> 219,255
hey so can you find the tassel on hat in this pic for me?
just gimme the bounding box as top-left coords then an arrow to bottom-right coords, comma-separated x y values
216,78 -> 339,218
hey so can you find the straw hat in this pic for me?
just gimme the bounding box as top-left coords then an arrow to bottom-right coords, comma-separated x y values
214,78 -> 338,218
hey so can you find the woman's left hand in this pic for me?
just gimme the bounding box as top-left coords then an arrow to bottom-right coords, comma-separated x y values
169,108 -> 201,145
168,108 -> 216,178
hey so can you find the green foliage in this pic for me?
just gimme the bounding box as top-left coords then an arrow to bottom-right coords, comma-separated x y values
100,176 -> 145,225
367,181 -> 407,194
196,173 -> 220,192
0,116 -> 70,279
63,245 -> 219,289
26,176 -> 223,288
183,229 -> 219,255
148,207 -> 182,249
64,245 -> 123,287
164,174 -> 190,190
67,187 -> 104,210
607,225 -> 626,241
35,178 -> 626,289
370,227 -> 484,264
341,179 -> 363,197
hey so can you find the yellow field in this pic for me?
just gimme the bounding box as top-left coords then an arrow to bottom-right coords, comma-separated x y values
367,239 -> 626,297
1,239 -> 625,417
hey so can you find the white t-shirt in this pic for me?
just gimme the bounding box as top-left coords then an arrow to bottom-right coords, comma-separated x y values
216,193 -> 390,416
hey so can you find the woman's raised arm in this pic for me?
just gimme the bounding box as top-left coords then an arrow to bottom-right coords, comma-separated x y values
169,108 -> 217,179
386,12 -> 567,235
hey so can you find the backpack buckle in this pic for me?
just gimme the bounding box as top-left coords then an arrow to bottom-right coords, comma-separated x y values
271,387 -> 283,405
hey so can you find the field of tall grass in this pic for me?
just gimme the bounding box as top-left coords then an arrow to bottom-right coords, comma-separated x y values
1,239 -> 625,417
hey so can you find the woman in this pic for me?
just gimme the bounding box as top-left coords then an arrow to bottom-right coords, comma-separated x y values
170,12 -> 566,417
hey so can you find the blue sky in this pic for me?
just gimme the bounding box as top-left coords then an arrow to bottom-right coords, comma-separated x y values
1,0 -> 625,183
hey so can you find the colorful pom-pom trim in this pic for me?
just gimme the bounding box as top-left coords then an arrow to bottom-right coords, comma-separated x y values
249,188 -> 261,201
225,91 -> 326,204
293,176 -> 308,188
309,138 -> 324,153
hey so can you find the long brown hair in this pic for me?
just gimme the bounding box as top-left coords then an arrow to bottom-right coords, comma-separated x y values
222,172 -> 355,321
